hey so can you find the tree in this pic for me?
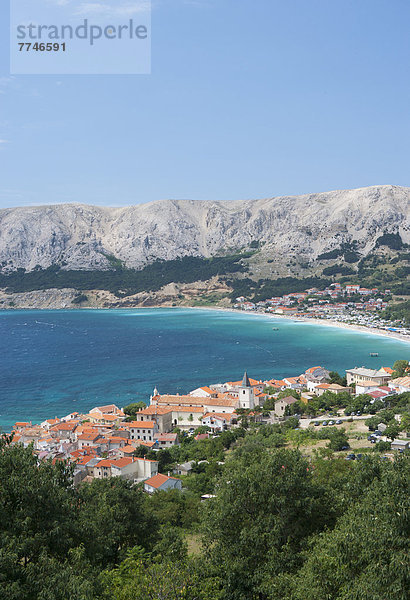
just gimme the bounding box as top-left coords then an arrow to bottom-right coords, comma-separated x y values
384,422 -> 400,440
133,445 -> 149,458
146,488 -> 200,529
365,409 -> 395,431
285,400 -> 304,416
327,429 -> 349,451
261,397 -> 275,410
202,447 -> 329,599
278,389 -> 300,400
76,478 -> 158,567
328,371 -> 347,387
123,402 -> 146,420
152,525 -> 188,562
399,412 -> 410,432
284,458 -> 409,600
101,547 -> 222,600
391,359 -> 409,379
0,436 -> 98,599
0,436 -> 76,564
374,440 -> 391,452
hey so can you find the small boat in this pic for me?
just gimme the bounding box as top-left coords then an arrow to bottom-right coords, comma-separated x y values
369,352 -> 379,357
272,327 -> 279,331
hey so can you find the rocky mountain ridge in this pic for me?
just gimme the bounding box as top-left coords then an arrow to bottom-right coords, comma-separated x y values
0,185 -> 409,274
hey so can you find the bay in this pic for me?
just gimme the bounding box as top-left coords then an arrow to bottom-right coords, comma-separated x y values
0,308 -> 409,431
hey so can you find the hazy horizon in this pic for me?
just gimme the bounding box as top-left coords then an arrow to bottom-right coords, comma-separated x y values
1,182 -> 409,211
1,1 -> 409,208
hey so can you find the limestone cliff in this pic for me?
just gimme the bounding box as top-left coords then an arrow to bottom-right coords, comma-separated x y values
0,185 -> 408,274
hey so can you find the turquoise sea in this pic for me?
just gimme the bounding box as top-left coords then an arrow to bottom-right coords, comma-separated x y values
0,308 -> 409,431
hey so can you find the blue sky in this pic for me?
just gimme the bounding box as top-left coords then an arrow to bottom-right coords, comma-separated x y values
0,0 -> 409,207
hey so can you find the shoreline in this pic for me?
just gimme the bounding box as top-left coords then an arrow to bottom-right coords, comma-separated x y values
2,302 -> 410,345
186,305 -> 410,345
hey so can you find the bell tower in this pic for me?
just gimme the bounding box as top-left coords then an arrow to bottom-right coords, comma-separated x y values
238,371 -> 254,409
150,386 -> 159,405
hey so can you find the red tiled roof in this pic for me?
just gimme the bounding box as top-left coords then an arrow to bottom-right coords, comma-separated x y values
305,366 -> 323,374
170,406 -> 205,413
89,413 -> 122,421
225,378 -> 262,387
122,420 -> 155,428
202,412 -> 232,421
121,444 -> 137,454
133,440 -> 156,448
51,422 -> 78,431
200,386 -> 214,394
77,433 -> 100,441
110,457 -> 133,468
138,406 -> 173,415
96,459 -> 112,468
154,433 -> 178,441
144,473 -> 179,489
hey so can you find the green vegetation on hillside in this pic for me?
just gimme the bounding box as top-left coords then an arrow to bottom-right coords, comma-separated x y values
317,242 -> 360,263
229,276 -> 331,301
322,265 -> 355,276
0,242 -> 408,306
381,300 -> 410,325
376,232 -> 407,250
0,253 -> 252,297
338,251 -> 410,294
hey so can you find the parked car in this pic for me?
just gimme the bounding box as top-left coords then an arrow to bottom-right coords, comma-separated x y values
336,419 -> 343,425
341,445 -> 349,450
322,421 -> 328,426
313,421 -> 320,426
356,411 -> 361,416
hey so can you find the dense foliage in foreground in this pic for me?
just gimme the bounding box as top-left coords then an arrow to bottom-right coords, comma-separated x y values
0,432 -> 408,600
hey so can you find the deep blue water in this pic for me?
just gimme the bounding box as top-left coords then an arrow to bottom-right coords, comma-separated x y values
0,308 -> 409,431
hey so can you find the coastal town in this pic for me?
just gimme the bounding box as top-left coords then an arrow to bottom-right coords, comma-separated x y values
10,360 -> 410,492
233,282 -> 410,336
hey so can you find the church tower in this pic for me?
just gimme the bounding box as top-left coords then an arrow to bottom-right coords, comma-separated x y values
238,371 -> 254,409
150,386 -> 159,405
